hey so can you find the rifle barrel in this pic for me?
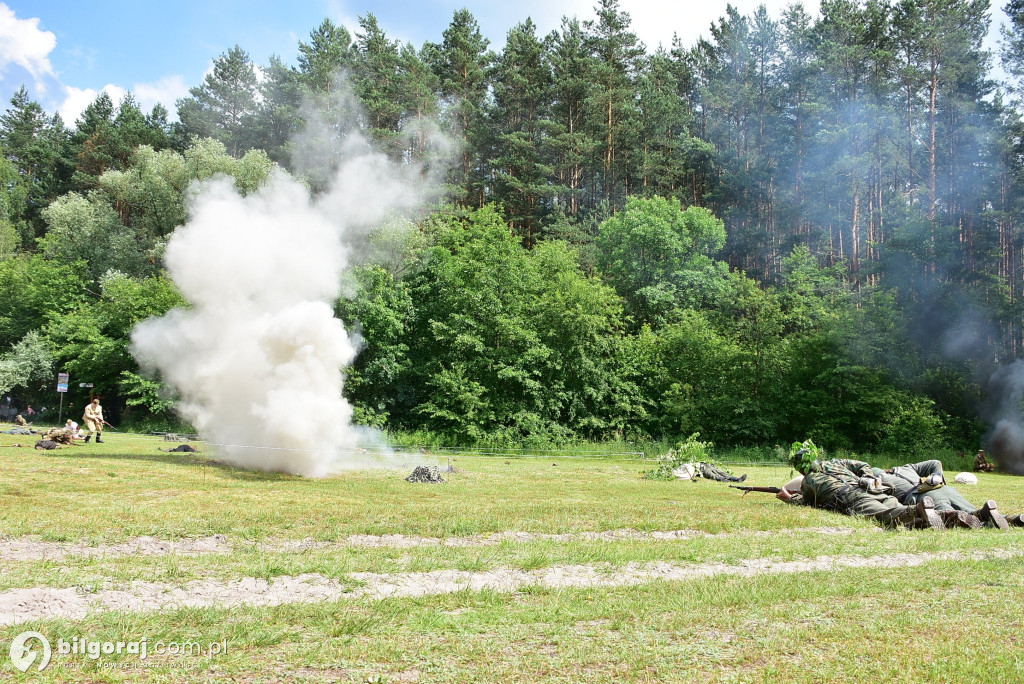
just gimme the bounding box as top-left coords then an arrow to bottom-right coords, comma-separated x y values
729,485 -> 783,495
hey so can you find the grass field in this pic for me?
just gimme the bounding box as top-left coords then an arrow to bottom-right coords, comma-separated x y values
0,431 -> 1022,682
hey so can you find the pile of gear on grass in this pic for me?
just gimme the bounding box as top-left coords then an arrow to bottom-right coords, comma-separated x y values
406,465 -> 447,483
644,433 -> 748,483
157,433 -> 200,453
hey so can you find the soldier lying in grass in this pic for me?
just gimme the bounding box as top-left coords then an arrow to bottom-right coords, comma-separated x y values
777,441 -> 1023,530
776,442 -> 943,530
871,459 -> 1021,530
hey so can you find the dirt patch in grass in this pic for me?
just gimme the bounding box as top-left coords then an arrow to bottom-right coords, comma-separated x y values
0,526 -> 867,562
0,547 -> 1018,627
0,534 -> 231,561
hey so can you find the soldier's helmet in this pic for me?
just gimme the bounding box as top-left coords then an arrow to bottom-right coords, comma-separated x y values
789,441 -> 819,475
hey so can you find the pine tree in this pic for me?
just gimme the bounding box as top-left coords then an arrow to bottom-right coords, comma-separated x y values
354,13 -> 403,156
635,47 -> 691,199
297,19 -> 356,96
427,9 -> 493,205
293,19 -> 360,187
254,55 -> 303,166
779,3 -> 818,228
490,18 -> 553,245
0,87 -> 71,242
585,0 -> 644,206
176,45 -> 261,158
397,42 -> 440,166
548,17 -> 596,217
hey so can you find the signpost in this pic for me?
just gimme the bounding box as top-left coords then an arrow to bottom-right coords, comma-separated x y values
56,373 -> 69,423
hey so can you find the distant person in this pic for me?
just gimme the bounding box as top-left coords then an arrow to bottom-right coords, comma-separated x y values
697,462 -> 747,483
974,449 -> 995,472
83,397 -> 105,443
26,405 -> 35,418
13,414 -> 27,427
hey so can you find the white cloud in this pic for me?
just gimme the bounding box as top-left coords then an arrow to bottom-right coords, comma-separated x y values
57,75 -> 191,126
58,83 -> 125,124
133,74 -> 190,114
0,2 -> 57,91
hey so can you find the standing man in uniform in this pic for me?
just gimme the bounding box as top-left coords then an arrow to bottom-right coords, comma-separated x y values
83,397 -> 104,443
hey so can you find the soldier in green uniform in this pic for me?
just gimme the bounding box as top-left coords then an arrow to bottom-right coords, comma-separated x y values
873,460 -> 1022,530
776,443 -> 943,530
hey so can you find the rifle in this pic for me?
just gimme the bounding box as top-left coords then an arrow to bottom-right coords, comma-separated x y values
730,485 -> 783,497
101,419 -> 117,431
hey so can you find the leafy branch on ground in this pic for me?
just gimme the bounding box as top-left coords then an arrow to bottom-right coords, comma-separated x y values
643,433 -> 728,480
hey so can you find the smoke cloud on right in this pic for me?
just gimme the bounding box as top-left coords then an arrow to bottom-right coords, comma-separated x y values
981,361 -> 1024,474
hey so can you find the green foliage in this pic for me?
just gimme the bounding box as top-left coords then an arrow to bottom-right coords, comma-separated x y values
119,370 -> 176,416
337,265 -> 415,428
1,4 -> 1021,453
354,14 -> 404,156
0,254 -> 90,348
778,246 -> 852,336
97,138 -> 273,242
426,9 -> 493,204
0,330 -> 54,396
342,205 -> 639,443
597,196 -> 728,326
0,150 -> 27,256
875,395 -> 946,457
40,191 -> 155,280
43,271 -> 184,416
644,433 -> 715,480
789,438 -> 821,473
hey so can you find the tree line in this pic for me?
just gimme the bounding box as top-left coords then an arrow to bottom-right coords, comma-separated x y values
3,0 -> 1024,453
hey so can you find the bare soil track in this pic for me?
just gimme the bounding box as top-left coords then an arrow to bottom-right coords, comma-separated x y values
1,547 -> 1016,626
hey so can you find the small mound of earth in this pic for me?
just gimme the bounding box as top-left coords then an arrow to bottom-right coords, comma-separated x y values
406,466 -> 445,483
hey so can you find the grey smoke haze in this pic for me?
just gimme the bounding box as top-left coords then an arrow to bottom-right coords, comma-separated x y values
131,81 -> 444,476
982,360 -> 1024,474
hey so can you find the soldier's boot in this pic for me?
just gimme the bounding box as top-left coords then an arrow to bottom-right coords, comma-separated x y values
940,510 -> 983,530
888,505 -> 918,529
1003,513 -> 1024,528
84,435 -> 91,443
95,433 -> 103,443
976,500 -> 1009,531
914,497 -> 943,530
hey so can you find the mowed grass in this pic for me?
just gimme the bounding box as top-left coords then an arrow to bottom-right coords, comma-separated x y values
0,432 -> 831,541
4,432 -> 1022,542
1,431 -> 1023,682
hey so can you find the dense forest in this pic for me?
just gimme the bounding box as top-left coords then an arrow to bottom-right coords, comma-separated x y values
3,0 -> 1024,454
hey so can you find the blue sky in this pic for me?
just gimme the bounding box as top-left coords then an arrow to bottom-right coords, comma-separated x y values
0,1 -> 1009,127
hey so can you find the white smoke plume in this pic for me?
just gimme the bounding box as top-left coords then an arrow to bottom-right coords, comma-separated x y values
132,89 -> 443,476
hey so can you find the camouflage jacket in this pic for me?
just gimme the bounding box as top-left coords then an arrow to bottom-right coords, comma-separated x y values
786,459 -> 891,512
